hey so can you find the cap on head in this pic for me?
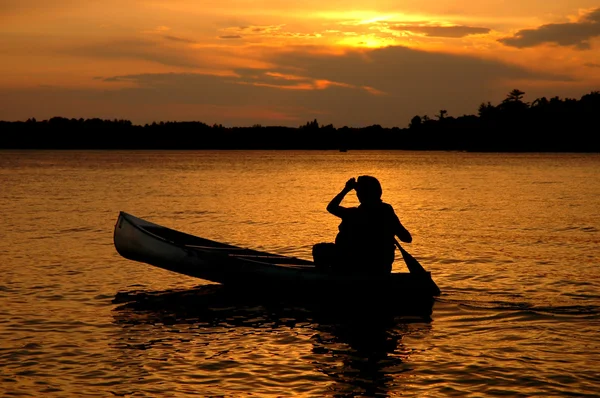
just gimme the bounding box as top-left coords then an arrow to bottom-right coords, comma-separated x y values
356,175 -> 382,203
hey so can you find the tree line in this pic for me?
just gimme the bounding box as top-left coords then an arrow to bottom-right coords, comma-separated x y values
1,90 -> 598,152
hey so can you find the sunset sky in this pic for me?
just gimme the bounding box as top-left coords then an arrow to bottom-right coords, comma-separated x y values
1,1 -> 599,127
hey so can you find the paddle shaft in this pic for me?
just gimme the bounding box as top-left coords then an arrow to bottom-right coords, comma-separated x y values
394,238 -> 427,274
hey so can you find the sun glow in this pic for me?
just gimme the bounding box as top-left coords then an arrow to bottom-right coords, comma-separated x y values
317,11 -> 430,24
337,35 -> 396,48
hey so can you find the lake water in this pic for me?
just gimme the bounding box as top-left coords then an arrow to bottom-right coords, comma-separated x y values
1,150 -> 599,397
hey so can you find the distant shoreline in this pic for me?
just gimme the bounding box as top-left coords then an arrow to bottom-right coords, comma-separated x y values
2,90 -> 599,153
1,122 -> 597,153
2,149 -> 598,154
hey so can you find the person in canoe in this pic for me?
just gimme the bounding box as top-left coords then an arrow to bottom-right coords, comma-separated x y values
313,175 -> 412,274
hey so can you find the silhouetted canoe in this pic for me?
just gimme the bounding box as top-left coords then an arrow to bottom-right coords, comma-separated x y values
113,211 -> 441,299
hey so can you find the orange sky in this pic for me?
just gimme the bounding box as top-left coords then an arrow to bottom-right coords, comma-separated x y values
1,1 -> 599,127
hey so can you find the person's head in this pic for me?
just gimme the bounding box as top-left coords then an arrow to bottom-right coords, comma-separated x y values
355,175 -> 382,204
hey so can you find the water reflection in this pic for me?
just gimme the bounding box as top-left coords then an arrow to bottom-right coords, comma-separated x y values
310,312 -> 418,397
111,285 -> 434,396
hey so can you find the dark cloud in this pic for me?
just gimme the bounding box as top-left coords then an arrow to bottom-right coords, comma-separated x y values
584,62 -> 600,67
219,35 -> 242,39
102,76 -> 123,82
498,7 -> 600,49
392,25 -> 491,38
2,45 -> 573,127
583,8 -> 600,23
227,25 -> 282,34
257,45 -> 571,125
162,35 -> 196,44
63,39 -> 202,68
267,45 -> 569,89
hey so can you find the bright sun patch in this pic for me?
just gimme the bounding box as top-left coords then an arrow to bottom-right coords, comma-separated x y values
318,11 -> 428,24
337,34 -> 395,48
325,11 -> 447,49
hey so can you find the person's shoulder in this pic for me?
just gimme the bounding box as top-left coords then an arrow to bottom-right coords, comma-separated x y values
381,202 -> 395,210
381,202 -> 398,214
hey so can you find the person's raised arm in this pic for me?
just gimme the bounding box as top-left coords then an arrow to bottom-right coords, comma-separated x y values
326,178 -> 356,218
390,209 -> 412,243
396,221 -> 412,243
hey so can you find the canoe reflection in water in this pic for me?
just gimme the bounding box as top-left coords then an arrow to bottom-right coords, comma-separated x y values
112,284 -> 434,396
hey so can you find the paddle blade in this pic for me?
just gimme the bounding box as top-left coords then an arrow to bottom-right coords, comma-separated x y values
394,239 -> 441,296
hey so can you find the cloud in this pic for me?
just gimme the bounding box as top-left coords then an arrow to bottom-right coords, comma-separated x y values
219,25 -> 321,40
232,68 -> 369,92
2,44 -> 572,127
498,7 -> 600,49
391,24 -> 491,38
256,45 -> 571,124
63,39 -> 203,69
267,45 -> 569,88
162,35 -> 196,44
585,62 -> 600,68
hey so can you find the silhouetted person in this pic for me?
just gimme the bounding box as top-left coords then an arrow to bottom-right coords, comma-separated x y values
313,176 -> 412,274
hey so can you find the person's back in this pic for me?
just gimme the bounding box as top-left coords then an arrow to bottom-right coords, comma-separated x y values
335,202 -> 397,273
313,175 -> 412,274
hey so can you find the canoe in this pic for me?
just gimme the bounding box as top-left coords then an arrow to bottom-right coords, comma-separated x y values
113,211 -> 441,299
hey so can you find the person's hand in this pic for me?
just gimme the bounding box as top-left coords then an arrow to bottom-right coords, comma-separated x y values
344,177 -> 356,191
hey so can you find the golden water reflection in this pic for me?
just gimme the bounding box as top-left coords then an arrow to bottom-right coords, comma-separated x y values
111,285 -> 434,396
1,150 -> 599,396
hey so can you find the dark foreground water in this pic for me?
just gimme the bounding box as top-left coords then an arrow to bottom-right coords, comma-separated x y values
1,150 -> 599,397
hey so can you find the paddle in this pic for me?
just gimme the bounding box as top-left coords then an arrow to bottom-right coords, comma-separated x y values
394,238 -> 441,296
394,238 -> 427,275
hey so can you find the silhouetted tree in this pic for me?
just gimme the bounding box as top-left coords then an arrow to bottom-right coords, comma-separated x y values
478,102 -> 495,118
300,119 -> 319,130
505,89 -> 525,102
409,115 -> 422,129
